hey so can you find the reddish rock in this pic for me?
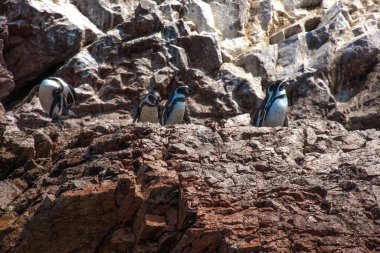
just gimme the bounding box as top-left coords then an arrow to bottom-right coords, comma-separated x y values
1,122 -> 379,252
0,39 -> 14,101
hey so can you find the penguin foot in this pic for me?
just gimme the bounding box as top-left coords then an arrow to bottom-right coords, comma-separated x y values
51,117 -> 65,129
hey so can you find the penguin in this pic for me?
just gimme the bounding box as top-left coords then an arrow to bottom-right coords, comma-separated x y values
161,83 -> 192,126
13,77 -> 77,128
38,77 -> 77,127
133,90 -> 161,123
252,79 -> 290,127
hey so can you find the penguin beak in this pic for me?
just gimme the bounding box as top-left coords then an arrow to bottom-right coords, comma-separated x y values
280,78 -> 293,89
281,78 -> 291,86
187,88 -> 193,95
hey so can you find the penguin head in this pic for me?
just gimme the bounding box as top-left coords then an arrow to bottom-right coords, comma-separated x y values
267,79 -> 290,97
145,90 -> 161,106
175,83 -> 193,97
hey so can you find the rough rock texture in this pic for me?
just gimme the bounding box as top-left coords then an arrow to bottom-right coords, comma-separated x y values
1,0 -> 380,252
71,0 -> 138,31
0,122 -> 379,252
0,40 -> 14,102
0,0 -> 103,97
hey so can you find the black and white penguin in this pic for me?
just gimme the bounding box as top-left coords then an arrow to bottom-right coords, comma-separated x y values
252,79 -> 290,127
38,77 -> 77,127
25,77 -> 76,127
160,83 -> 192,126
133,90 -> 161,123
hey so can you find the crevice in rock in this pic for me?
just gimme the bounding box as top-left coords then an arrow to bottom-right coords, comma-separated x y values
3,61 -> 67,110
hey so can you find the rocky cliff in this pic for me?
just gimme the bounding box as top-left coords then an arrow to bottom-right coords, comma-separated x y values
0,0 -> 380,252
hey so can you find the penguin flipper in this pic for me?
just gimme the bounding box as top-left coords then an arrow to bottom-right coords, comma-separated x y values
251,110 -> 259,126
161,103 -> 171,125
183,108 -> 191,124
133,106 -> 142,123
49,91 -> 63,119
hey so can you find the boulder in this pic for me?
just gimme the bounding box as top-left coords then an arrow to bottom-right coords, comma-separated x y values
0,180 -> 26,212
209,0 -> 250,37
110,13 -> 163,41
71,0 -> 137,31
331,30 -> 380,102
288,71 -> 336,121
235,45 -> 278,83
0,127 -> 35,179
220,36 -> 251,58
3,0 -> 103,93
332,62 -> 380,130
177,34 -> 223,71
219,63 -> 264,114
159,0 -> 183,22
186,0 -> 217,34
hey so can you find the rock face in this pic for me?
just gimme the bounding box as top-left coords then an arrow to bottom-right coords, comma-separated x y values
1,0 -> 103,96
1,0 -> 380,252
0,122 -> 379,252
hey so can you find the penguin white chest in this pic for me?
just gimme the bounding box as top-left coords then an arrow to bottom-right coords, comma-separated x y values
139,106 -> 159,123
264,97 -> 288,127
166,102 -> 185,125
39,85 -> 55,113
39,79 -> 70,114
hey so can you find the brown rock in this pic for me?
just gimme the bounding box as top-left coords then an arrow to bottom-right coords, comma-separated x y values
32,130 -> 53,158
333,62 -> 380,130
112,13 -> 163,41
0,121 -> 379,252
3,0 -> 102,92
0,102 -> 6,138
0,180 -> 24,211
0,39 -> 14,101
71,0 -> 136,31
2,1 -> 380,252
0,127 -> 35,179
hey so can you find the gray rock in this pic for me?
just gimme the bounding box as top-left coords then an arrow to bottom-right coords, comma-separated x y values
306,26 -> 329,50
209,0 -> 250,37
71,0 -> 137,31
177,34 -> 223,71
270,30 -> 285,45
168,45 -> 189,71
235,46 -> 278,82
331,30 -> 380,102
299,0 -> 322,8
219,63 -> 264,113
186,0 -> 216,33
